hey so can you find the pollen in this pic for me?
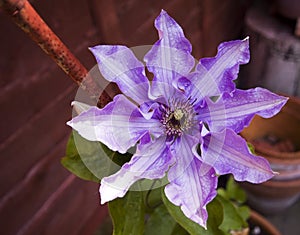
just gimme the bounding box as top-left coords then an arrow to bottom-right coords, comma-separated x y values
174,109 -> 184,120
160,98 -> 197,137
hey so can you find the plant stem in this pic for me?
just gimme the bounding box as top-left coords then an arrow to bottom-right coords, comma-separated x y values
0,0 -> 115,107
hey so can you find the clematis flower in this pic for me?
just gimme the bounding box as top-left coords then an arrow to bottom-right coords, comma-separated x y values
67,10 -> 287,228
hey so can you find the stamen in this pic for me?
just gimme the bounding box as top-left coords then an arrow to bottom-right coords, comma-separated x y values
160,97 -> 197,137
191,97 -> 197,105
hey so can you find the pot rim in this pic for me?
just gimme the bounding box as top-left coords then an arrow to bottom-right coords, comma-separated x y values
242,95 -> 300,161
263,177 -> 300,187
255,148 -> 300,161
249,210 -> 282,235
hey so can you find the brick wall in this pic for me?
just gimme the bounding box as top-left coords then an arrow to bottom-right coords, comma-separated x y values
0,0 -> 247,234
90,0 -> 248,58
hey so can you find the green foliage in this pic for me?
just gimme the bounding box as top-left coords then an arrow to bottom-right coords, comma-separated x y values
61,132 -> 100,182
247,142 -> 256,155
217,177 -> 250,235
162,190 -> 225,235
62,132 -> 250,235
144,204 -> 188,235
61,131 -> 131,182
225,176 -> 247,204
236,205 -> 251,223
143,185 -> 163,213
109,188 -> 145,235
217,195 -> 249,234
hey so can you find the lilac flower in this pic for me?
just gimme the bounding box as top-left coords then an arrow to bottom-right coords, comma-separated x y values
67,10 -> 287,228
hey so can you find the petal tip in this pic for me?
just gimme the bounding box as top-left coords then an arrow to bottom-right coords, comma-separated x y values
158,9 -> 169,18
88,46 -> 97,53
100,197 -> 107,205
66,120 -> 72,127
243,36 -> 250,42
99,182 -> 121,204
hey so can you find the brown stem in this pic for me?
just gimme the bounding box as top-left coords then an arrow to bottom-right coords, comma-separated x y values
0,0 -> 115,107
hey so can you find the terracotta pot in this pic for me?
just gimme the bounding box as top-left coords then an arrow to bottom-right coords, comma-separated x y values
240,95 -> 300,214
249,210 -> 282,235
241,7 -> 300,96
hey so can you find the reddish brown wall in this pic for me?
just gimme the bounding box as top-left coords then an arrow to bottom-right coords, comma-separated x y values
0,0 -> 247,234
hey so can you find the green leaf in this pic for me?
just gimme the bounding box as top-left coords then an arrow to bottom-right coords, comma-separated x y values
109,188 -> 145,235
61,131 -> 131,182
162,190 -> 225,235
217,177 -> 250,234
171,223 -> 190,235
217,188 -> 229,200
226,176 -> 247,204
61,132 -> 100,182
145,204 -> 177,235
217,195 -> 248,234
236,205 -> 250,222
143,186 -> 163,213
247,142 -> 256,155
144,203 -> 189,235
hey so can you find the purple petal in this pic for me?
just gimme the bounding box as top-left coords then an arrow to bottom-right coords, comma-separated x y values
201,129 -> 275,183
89,45 -> 150,104
198,88 -> 288,133
144,10 -> 195,98
99,137 -> 174,203
183,38 -> 249,100
67,94 -> 163,154
165,135 -> 218,228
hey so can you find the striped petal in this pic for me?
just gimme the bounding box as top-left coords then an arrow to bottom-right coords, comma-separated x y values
201,129 -> 275,183
144,10 -> 194,98
67,94 -> 163,154
180,38 -> 249,100
198,88 -> 288,133
100,137 -> 174,203
90,45 -> 150,105
165,134 -> 217,228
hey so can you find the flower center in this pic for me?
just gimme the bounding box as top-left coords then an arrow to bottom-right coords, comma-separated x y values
161,98 -> 196,137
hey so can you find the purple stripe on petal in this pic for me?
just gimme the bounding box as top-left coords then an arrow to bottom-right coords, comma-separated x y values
67,95 -> 163,154
89,45 -> 150,105
168,134 -> 199,180
198,88 -> 288,133
186,38 -> 250,100
99,137 -> 174,204
202,129 -> 275,183
144,10 -> 194,98
165,135 -> 217,229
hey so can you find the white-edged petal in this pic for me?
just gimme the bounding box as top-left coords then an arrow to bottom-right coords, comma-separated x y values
100,137 -> 174,203
165,135 -> 217,228
67,95 -> 163,153
90,45 -> 150,104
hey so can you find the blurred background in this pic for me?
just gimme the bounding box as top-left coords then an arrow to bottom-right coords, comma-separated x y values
0,0 -> 299,234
